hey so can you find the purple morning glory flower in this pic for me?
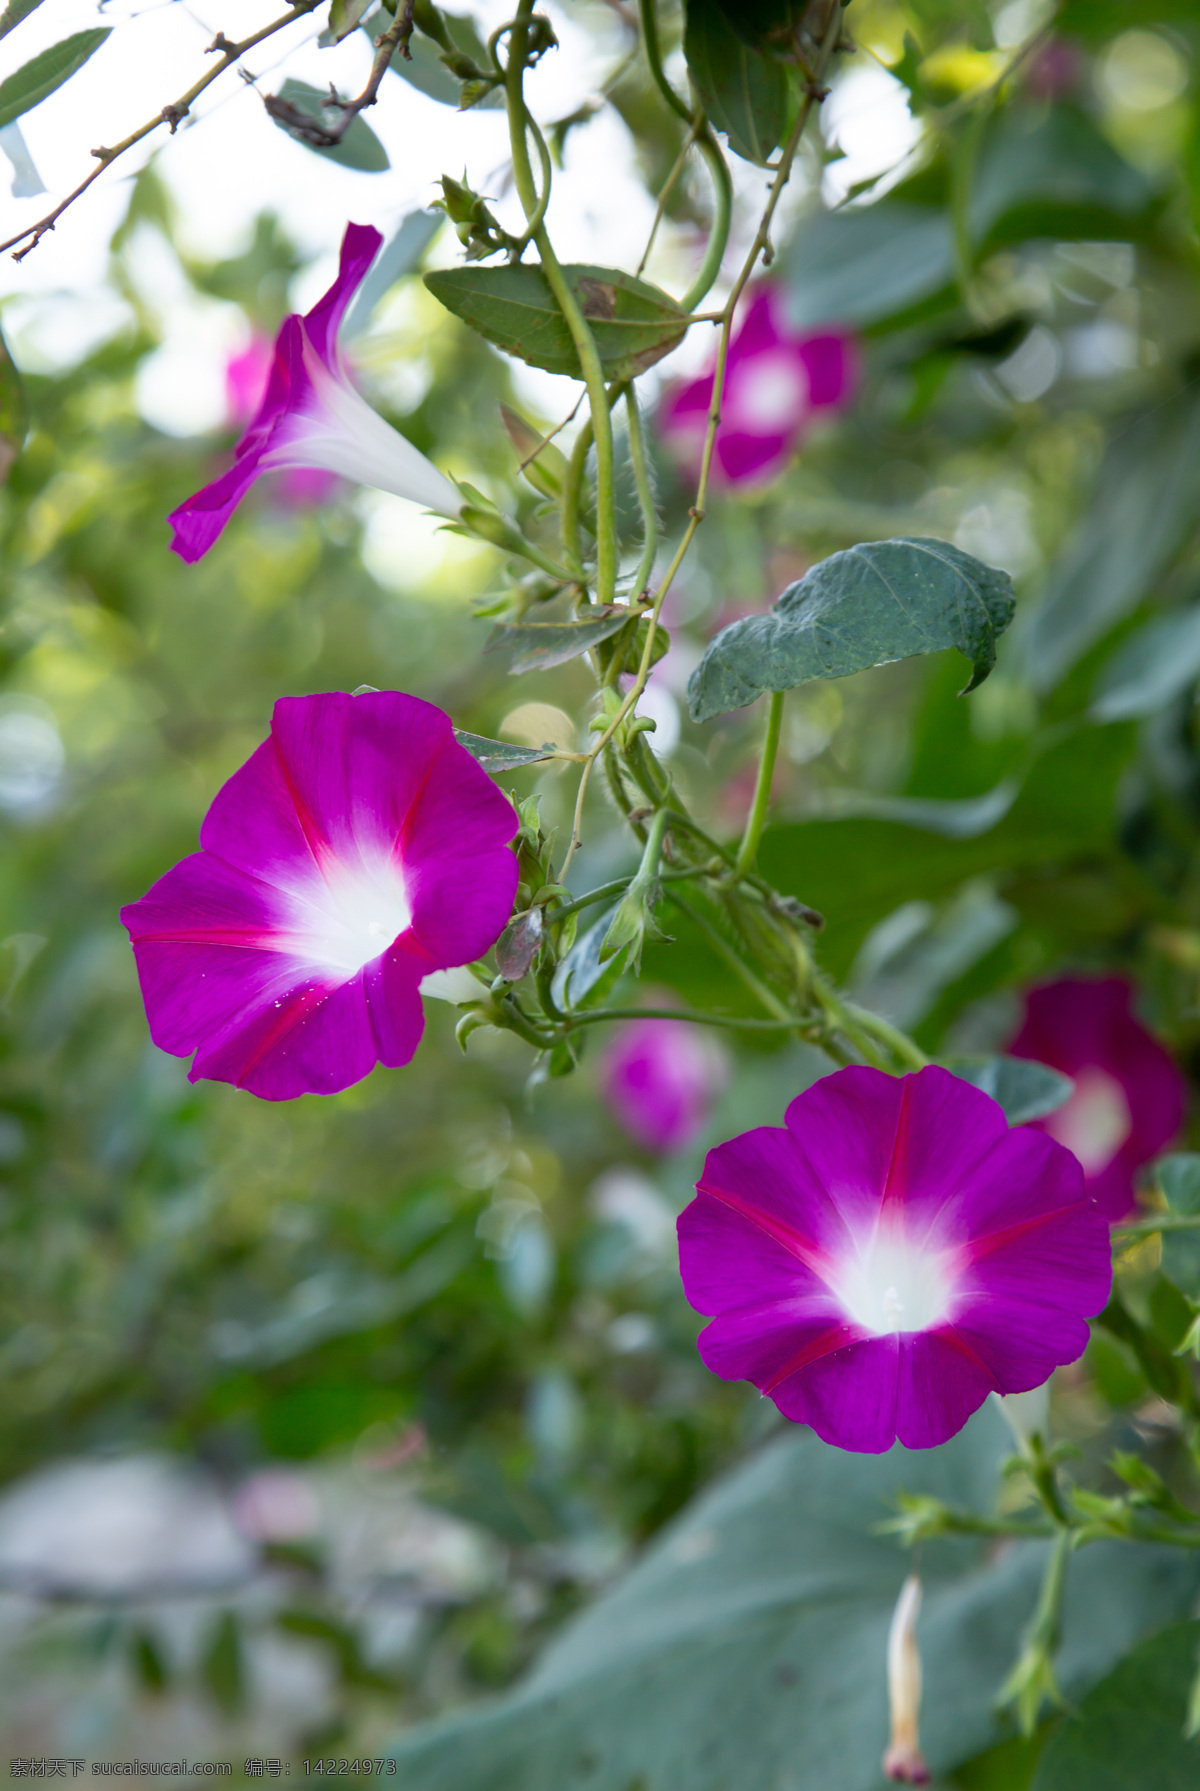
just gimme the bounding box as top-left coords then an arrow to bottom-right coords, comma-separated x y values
600,1016 -> 728,1154
121,691 -> 519,1101
1009,975 -> 1185,1223
677,1065 -> 1111,1454
658,284 -> 858,487
169,224 -> 461,563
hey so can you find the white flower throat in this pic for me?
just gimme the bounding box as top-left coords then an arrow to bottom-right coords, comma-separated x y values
836,1228 -> 953,1336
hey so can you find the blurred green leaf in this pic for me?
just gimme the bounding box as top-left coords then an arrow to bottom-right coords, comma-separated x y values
1152,1157 -> 1200,1297
269,78 -> 390,172
551,911 -> 630,1012
759,724 -> 1134,980
425,263 -> 687,380
783,107 -> 1157,333
485,606 -> 636,674
0,27 -> 110,130
342,209 -> 443,338
1090,609 -> 1200,723
683,0 -> 789,167
944,1057 -> 1074,1126
388,1405 -> 1200,1790
1024,393 -> 1200,692
202,1612 -> 246,1719
688,539 -> 1015,723
0,321 -> 27,482
1030,1622 -> 1200,1791
710,0 -> 805,55
783,205 -> 956,331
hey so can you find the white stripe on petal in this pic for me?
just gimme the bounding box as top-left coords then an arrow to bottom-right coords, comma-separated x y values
265,336 -> 462,518
834,1228 -> 953,1335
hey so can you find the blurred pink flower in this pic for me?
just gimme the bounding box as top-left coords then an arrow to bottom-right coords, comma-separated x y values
658,286 -> 858,487
601,1015 -> 729,1153
1009,975 -> 1185,1222
225,335 -> 275,429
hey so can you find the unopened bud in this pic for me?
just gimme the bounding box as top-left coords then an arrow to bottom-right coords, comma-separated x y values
883,1575 -> 930,1785
500,404 -> 569,499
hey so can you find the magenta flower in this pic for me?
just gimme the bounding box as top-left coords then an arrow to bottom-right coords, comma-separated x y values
170,224 -> 461,563
658,285 -> 858,487
600,1016 -> 728,1153
121,691 -> 518,1100
677,1065 -> 1110,1453
1009,976 -> 1185,1222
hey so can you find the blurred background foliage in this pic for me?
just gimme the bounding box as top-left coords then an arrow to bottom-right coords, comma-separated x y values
4,0 -> 1200,1782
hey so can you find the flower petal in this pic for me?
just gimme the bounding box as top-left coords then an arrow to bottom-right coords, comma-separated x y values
302,222 -> 382,370
894,1330 -> 996,1449
774,1335 -> 901,1454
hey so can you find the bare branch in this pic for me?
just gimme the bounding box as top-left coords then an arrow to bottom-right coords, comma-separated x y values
2,1 -> 323,261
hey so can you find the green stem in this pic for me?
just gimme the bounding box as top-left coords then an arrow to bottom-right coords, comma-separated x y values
668,890 -> 795,1024
624,386 -> 659,601
504,3 -> 618,605
564,1006 -> 798,1033
1114,1213 -> 1200,1238
735,692 -> 783,877
637,0 -> 732,312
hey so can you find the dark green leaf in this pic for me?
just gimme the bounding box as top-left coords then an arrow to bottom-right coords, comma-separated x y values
1031,1622 -> 1200,1791
0,0 -> 44,41
971,107 -> 1159,250
782,109 -> 1155,336
782,205 -> 956,331
202,1611 -> 246,1719
269,79 -> 389,173
388,1405 -> 1199,1790
688,538 -> 1016,723
759,724 -> 1135,982
454,730 -> 561,772
1090,609 -> 1200,723
486,606 -> 637,674
342,209 -> 443,338
683,0 -> 789,167
375,7 -> 503,109
424,263 -> 687,381
0,27 -> 110,130
711,0 -> 806,54
944,1056 -> 1074,1126
1023,392 -> 1200,691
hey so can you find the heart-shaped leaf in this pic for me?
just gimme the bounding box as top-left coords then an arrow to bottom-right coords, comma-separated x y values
0,26 -> 110,129
688,538 -> 1016,723
425,264 -> 687,381
1031,1621 -> 1200,1791
454,731 -> 561,773
387,1404 -> 1200,1789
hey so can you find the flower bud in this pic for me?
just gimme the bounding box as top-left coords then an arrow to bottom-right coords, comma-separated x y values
883,1575 -> 930,1785
500,404 -> 569,499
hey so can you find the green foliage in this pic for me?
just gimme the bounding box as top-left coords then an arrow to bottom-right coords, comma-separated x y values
268,78 -> 390,172
682,0 -> 789,167
0,27 -> 110,130
944,1056 -> 1074,1125
389,1406 -> 1200,1789
0,0 -> 44,40
688,539 -> 1015,722
485,606 -> 639,674
1030,1623 -> 1200,1791
424,263 -> 687,380
454,731 -> 560,772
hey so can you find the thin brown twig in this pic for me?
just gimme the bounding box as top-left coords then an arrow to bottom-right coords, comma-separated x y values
263,0 -> 417,148
2,2 -> 324,261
